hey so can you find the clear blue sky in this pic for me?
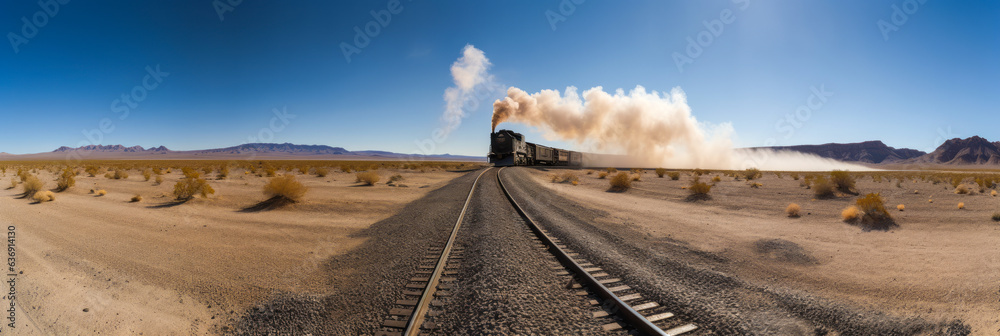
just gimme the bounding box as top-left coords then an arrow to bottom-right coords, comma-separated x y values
1,0 -> 997,155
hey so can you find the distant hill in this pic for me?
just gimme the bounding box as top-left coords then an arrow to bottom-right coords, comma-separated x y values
753,136 -> 1000,166
910,136 -> 1000,165
0,143 -> 485,161
751,141 -> 926,164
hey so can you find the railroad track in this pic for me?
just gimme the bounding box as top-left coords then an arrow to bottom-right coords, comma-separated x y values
376,167 -> 699,335
498,167 -> 699,335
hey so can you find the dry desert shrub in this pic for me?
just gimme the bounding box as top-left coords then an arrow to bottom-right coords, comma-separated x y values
356,171 -> 380,186
598,171 -> 608,179
315,167 -> 329,177
830,170 -> 856,194
217,165 -> 229,179
812,176 -> 835,199
608,172 -> 631,192
655,168 -> 666,178
585,170 -> 594,175
265,166 -> 277,177
791,173 -> 800,180
56,167 -> 75,191
605,167 -> 617,173
264,175 -> 308,202
667,172 -> 680,180
957,202 -> 965,210
154,175 -> 164,185
143,169 -> 152,181
7,177 -> 17,189
992,190 -> 998,197
954,184 -> 970,194
551,172 -> 579,184
85,166 -> 100,177
928,198 -> 933,203
897,204 -> 905,211
711,176 -> 722,183
173,170 -> 215,200
841,206 -> 860,222
687,176 -> 712,201
112,169 -> 128,180
21,175 -> 43,197
743,168 -> 762,181
856,193 -> 894,228
786,203 -> 801,218
388,174 -> 405,183
749,182 -> 762,188
631,174 -> 641,182
96,189 -> 107,196
131,195 -> 143,202
992,213 -> 1000,222
32,190 -> 54,203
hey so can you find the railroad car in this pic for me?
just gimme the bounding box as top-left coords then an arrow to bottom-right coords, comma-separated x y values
488,129 -> 583,167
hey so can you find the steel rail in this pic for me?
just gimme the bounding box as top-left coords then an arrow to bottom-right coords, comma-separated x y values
497,167 -> 670,336
401,167 -> 490,335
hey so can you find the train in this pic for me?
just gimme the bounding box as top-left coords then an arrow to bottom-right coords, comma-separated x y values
488,129 -> 583,166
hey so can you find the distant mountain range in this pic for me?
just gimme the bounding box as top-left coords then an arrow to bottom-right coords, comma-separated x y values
0,143 -> 484,161
753,136 -> 1000,166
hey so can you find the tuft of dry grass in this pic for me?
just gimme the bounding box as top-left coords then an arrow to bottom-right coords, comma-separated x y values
954,184 -> 970,194
96,189 -> 107,196
655,168 -> 666,178
264,175 -> 308,202
711,176 -> 722,183
841,206 -> 860,222
154,175 -> 164,185
992,190 -> 998,197
32,190 -> 55,203
749,182 -> 762,188
598,171 -> 608,179
131,195 -> 143,202
897,204 -> 905,211
786,203 -> 801,217
957,202 -> 965,210
315,167 -> 329,177
608,172 -> 631,192
356,171 -> 380,186
928,198 -> 933,203
631,174 -> 641,182
742,168 -> 762,181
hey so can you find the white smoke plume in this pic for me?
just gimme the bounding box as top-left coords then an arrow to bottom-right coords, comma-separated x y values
492,85 -> 873,171
441,45 -> 493,136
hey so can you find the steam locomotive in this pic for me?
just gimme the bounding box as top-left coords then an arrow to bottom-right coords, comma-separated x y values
488,129 -> 583,166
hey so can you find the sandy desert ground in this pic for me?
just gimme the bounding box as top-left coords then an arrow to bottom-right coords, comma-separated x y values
530,168 -> 1000,335
0,166 -> 469,335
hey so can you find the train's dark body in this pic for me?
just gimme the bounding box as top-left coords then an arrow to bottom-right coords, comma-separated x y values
488,129 -> 583,166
